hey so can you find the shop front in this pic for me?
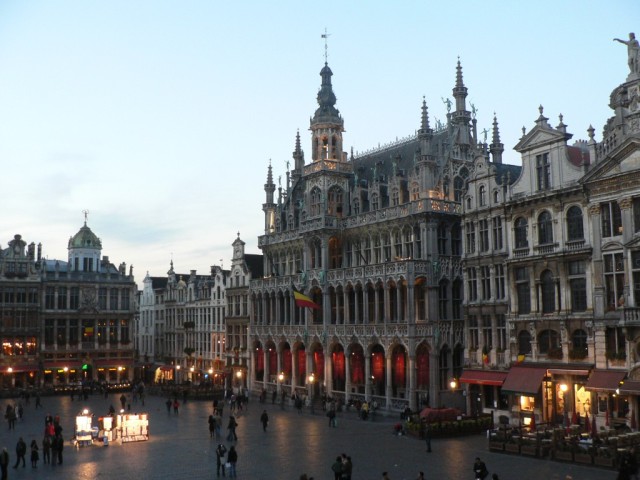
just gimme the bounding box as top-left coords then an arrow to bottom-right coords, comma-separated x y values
500,366 -> 547,426
459,369 -> 509,417
585,369 -> 628,430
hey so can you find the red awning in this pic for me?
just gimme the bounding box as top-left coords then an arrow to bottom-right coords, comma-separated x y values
585,370 -> 626,392
157,365 -> 174,372
501,367 -> 547,395
460,369 -> 508,386
619,380 -> 640,395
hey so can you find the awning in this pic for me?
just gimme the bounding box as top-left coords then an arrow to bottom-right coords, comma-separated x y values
460,369 -> 508,386
619,380 -> 640,395
548,368 -> 591,376
585,370 -> 626,392
501,367 -> 547,395
157,365 -> 174,372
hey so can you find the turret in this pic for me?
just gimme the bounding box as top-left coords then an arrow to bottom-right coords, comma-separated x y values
490,114 -> 504,164
309,62 -> 345,162
263,162 -> 276,234
291,130 -> 304,183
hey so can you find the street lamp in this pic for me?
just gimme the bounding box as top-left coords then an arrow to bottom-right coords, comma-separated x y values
307,373 -> 315,413
449,378 -> 458,390
176,365 -> 181,384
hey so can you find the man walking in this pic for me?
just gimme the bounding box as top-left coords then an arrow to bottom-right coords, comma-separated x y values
227,445 -> 238,478
0,448 -> 8,480
260,410 -> 269,432
13,437 -> 26,468
424,423 -> 432,453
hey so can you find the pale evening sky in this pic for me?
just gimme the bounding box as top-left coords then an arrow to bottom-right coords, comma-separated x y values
0,1 -> 637,287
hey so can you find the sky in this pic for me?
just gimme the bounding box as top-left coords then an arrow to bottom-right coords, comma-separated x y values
0,1 -> 637,287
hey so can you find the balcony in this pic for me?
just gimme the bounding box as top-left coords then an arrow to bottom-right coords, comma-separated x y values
513,247 -> 529,258
534,243 -> 558,255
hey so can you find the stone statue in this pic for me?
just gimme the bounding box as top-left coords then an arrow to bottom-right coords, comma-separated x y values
470,103 -> 477,119
441,97 -> 452,113
481,128 -> 489,144
614,33 -> 640,75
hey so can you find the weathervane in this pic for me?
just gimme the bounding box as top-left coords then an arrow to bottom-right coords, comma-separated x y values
82,209 -> 89,225
321,28 -> 331,63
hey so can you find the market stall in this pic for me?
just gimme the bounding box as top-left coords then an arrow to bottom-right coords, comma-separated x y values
117,412 -> 149,443
75,409 -> 97,447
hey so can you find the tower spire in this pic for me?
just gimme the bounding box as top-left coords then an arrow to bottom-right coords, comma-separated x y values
321,28 -> 331,64
490,113 -> 504,164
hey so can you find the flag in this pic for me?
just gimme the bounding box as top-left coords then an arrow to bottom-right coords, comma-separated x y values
482,353 -> 489,365
516,354 -> 525,364
293,287 -> 320,310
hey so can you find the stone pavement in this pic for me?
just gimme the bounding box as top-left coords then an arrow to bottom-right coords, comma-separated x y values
0,392 -> 619,479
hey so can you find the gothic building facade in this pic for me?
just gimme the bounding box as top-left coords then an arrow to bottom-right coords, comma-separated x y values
250,60 -> 486,412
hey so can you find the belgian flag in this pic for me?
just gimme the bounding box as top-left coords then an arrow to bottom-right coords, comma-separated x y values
293,287 -> 320,310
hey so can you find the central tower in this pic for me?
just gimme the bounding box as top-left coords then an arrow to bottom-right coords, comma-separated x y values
309,62 -> 345,162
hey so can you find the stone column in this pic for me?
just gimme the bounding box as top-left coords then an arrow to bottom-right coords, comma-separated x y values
344,350 -> 351,400
386,353 -> 393,409
589,204 -> 605,316
291,349 -> 298,390
263,348 -> 270,386
364,353 -> 371,400
408,355 -> 417,411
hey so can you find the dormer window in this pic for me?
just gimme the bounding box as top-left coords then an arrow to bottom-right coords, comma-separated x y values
536,153 -> 551,190
479,186 -> 486,206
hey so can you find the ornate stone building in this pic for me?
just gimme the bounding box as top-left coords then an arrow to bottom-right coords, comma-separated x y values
0,220 -> 137,387
250,60 -> 486,412
460,37 -> 640,428
137,235 -> 261,387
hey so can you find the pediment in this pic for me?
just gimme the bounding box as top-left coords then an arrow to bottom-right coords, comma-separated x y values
514,127 -> 565,152
582,138 -> 640,184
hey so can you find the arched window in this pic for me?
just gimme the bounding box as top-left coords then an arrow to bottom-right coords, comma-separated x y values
353,198 -> 360,215
454,177 -> 464,202
541,270 -> 555,313
538,211 -> 553,244
438,280 -> 449,320
310,188 -> 322,216
538,329 -> 559,355
493,190 -> 500,203
327,187 -> 343,217
391,188 -> 400,206
566,206 -> 584,241
371,193 -> 379,211
514,217 -> 528,248
438,345 -> 450,391
411,183 -> 420,201
479,185 -> 486,206
437,223 -> 448,255
517,330 -> 531,355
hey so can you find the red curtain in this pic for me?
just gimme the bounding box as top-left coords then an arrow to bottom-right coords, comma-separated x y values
417,351 -> 429,387
314,351 -> 325,380
283,349 -> 292,376
297,349 -> 306,378
332,351 -> 345,381
351,352 -> 364,383
393,351 -> 405,387
256,349 -> 264,373
269,350 -> 277,375
371,353 -> 384,381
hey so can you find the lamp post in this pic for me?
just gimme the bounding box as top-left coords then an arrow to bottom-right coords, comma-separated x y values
307,373 -> 315,414
236,370 -> 243,394
176,365 -> 181,385
278,372 -> 285,409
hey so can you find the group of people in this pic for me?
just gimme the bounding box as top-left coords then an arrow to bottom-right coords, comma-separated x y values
330,453 -> 353,480
214,443 -> 238,477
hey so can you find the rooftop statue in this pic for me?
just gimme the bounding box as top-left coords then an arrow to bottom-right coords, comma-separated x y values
614,32 -> 640,75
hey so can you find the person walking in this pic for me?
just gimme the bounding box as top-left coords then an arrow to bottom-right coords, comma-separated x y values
342,456 -> 353,480
226,416 -> 238,441
42,436 -> 50,465
119,394 -> 126,410
215,443 -> 227,477
473,457 -> 488,480
209,415 -> 215,438
227,445 -> 238,478
30,440 -> 39,468
165,398 -> 172,415
13,437 -> 26,468
260,410 -> 269,432
35,393 -> 42,409
424,422 -> 432,453
173,399 -> 180,415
